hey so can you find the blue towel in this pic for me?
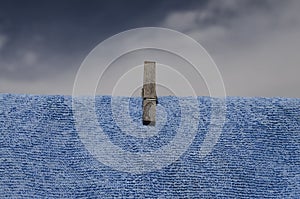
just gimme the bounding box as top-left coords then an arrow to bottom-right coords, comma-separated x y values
0,94 -> 299,198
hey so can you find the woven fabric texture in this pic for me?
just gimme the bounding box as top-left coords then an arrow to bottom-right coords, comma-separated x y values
0,94 -> 299,198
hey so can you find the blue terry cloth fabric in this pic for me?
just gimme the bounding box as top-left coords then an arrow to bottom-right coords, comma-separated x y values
0,93 -> 299,198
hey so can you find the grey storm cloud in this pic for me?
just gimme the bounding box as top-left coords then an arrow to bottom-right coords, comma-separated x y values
0,0 -> 268,80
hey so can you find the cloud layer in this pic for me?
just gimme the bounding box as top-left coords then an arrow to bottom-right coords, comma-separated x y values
0,0 -> 299,97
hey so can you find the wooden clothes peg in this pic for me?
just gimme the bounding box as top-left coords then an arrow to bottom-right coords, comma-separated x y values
142,61 -> 157,125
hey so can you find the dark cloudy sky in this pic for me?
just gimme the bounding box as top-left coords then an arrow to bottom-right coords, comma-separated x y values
0,0 -> 299,97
